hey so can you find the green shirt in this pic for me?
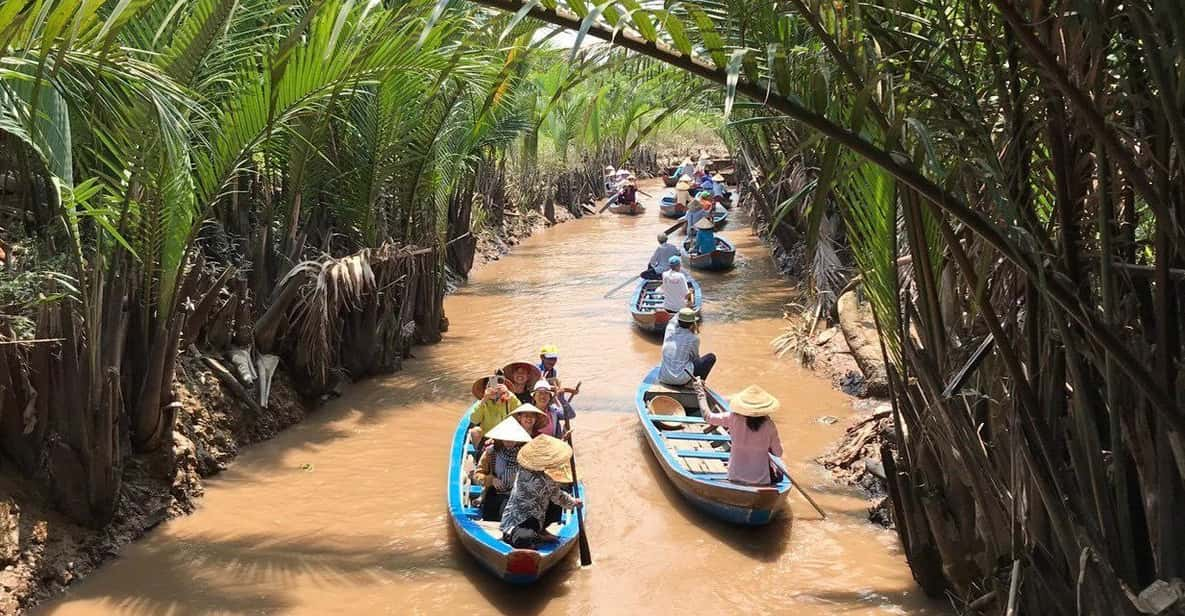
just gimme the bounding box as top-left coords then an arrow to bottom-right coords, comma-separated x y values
470,396 -> 521,434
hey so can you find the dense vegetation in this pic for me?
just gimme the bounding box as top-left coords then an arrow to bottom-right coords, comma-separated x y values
0,0 -> 701,534
4,0 -> 1183,613
460,0 -> 1184,613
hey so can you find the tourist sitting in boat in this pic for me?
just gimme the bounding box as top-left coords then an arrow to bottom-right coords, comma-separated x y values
612,176 -> 639,207
469,372 -> 522,448
691,216 -> 716,255
685,192 -> 713,238
711,172 -> 728,204
659,307 -> 716,385
641,233 -> 684,280
537,345 -> 559,379
698,172 -> 716,194
674,178 -> 692,210
694,381 -> 784,486
503,361 -> 542,403
603,165 -> 616,193
500,435 -> 582,547
509,403 -> 552,438
670,157 -> 694,181
473,417 -> 532,521
530,380 -> 575,439
660,256 -> 694,313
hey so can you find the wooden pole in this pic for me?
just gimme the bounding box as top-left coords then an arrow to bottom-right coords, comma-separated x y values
561,401 -> 593,566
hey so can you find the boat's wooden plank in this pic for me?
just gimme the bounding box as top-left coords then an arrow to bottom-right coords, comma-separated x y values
645,414 -> 706,424
662,432 -> 730,442
676,450 -> 731,460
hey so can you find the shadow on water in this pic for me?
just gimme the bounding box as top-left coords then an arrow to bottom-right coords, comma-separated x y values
38,530 -> 442,616
634,431 -> 793,564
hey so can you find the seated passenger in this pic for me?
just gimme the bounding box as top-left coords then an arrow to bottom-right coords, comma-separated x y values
468,372 -> 521,448
659,307 -> 716,385
660,256 -> 694,313
641,233 -> 684,280
695,381 -> 784,486
537,345 -> 559,379
530,379 -> 575,439
509,403 -> 552,438
500,435 -> 582,547
473,417 -> 532,521
503,361 -> 542,403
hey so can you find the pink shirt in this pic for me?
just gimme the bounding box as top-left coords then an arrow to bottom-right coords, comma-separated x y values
705,412 -> 783,485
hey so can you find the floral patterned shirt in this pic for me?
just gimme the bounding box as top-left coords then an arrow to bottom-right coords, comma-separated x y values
499,469 -> 577,534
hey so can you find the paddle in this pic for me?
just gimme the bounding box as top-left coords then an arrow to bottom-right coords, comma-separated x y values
559,383 -> 592,566
691,375 -> 829,520
604,275 -> 640,298
662,216 -> 687,236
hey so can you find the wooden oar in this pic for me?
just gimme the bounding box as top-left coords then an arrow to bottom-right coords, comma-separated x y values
691,375 -> 829,520
604,275 -> 640,298
559,385 -> 592,566
663,216 -> 687,236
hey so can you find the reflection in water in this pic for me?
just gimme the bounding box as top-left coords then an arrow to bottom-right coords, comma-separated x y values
38,181 -> 945,615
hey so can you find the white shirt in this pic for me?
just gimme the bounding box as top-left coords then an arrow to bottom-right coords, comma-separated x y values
649,243 -> 682,273
659,320 -> 700,385
660,269 -> 690,312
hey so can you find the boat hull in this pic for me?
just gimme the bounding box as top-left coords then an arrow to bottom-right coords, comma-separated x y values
686,237 -> 737,271
659,194 -> 686,218
629,277 -> 703,333
447,406 -> 584,583
608,201 -> 645,215
634,367 -> 790,525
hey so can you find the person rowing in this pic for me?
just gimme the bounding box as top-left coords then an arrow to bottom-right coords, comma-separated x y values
693,382 -> 785,486
639,233 -> 686,281
500,435 -> 582,547
690,216 -> 716,256
685,192 -> 713,239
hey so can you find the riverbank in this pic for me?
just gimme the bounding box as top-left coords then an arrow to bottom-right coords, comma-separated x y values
0,204 -> 584,614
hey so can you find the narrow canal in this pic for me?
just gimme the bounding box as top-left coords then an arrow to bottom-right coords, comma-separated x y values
39,180 -> 942,615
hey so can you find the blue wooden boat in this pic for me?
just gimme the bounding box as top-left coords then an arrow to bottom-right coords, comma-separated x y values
447,406 -> 585,583
684,236 -> 736,271
628,276 -> 703,333
659,192 -> 686,218
634,367 -> 792,525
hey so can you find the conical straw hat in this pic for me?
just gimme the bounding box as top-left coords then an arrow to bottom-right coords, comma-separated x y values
646,395 -> 687,430
675,180 -> 692,191
517,435 -> 573,482
502,361 -> 542,385
729,385 -> 780,417
509,403 -> 552,434
486,416 -> 532,443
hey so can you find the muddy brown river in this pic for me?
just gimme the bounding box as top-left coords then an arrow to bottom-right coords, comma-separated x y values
39,181 -> 944,615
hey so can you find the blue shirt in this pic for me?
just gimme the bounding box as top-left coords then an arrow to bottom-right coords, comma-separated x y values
659,320 -> 700,385
695,230 -> 716,254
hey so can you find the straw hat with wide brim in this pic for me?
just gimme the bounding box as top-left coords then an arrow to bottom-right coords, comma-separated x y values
472,375 -> 503,400
730,385 -> 780,417
503,361 -> 542,385
518,435 -> 573,482
675,180 -> 692,191
509,403 -> 552,434
694,216 -> 715,230
486,416 -> 532,443
647,395 -> 687,430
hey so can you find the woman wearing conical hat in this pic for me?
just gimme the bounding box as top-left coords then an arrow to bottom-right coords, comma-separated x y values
694,381 -> 785,486
473,417 -> 532,521
500,435 -> 582,547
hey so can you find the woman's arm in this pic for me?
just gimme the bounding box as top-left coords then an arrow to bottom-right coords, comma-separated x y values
473,448 -> 494,487
548,483 -> 579,509
693,378 -> 729,423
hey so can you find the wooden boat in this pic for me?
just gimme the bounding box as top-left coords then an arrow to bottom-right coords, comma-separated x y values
684,236 -> 737,271
628,277 -> 703,333
447,406 -> 585,583
634,367 -> 792,525
659,193 -> 687,218
608,200 -> 645,215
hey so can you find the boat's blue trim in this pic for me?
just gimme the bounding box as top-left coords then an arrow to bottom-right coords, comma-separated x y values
634,367 -> 791,526
644,414 -> 707,424
447,406 -> 584,583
